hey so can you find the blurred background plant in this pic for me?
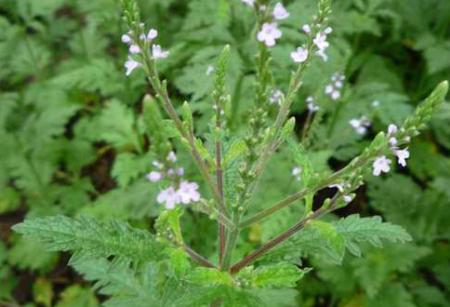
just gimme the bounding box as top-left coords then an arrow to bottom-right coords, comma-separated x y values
0,0 -> 449,306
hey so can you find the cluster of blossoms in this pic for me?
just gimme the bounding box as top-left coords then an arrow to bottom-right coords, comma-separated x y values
349,116 -> 371,135
121,27 -> 169,76
255,2 -> 290,47
269,89 -> 284,105
325,72 -> 345,100
292,167 -> 302,181
306,96 -> 320,112
301,24 -> 332,61
372,124 -> 410,176
146,152 -> 201,209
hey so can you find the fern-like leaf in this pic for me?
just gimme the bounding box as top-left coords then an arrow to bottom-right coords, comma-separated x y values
334,214 -> 412,257
13,215 -> 162,262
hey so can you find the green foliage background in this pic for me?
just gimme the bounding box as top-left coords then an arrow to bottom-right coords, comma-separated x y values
0,0 -> 449,306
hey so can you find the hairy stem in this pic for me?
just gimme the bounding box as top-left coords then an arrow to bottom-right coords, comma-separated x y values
215,102 -> 226,267
183,244 -> 216,268
231,194 -> 342,274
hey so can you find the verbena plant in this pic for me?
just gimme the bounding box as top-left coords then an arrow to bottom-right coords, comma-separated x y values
13,0 -> 448,306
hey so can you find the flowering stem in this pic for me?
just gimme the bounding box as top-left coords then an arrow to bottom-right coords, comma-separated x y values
183,244 -> 216,268
230,206 -> 327,274
142,58 -> 228,221
215,101 -> 226,267
239,148 -> 379,228
231,192 -> 343,274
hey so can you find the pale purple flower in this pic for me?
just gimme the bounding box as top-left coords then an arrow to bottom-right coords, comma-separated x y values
157,186 -> 180,209
121,33 -> 132,44
177,181 -> 201,204
291,47 -> 309,63
387,124 -> 398,146
373,156 -> 392,176
395,148 -> 410,167
257,22 -> 282,47
125,57 -> 141,76
270,89 -> 283,105
313,30 -> 331,61
176,167 -> 185,176
331,90 -> 341,100
129,44 -> 140,54
152,44 -> 169,59
302,24 -> 311,34
349,116 -> 371,135
325,73 -> 345,100
147,29 -> 158,40
273,2 -> 290,20
343,195 -> 353,203
167,151 -> 177,162
306,96 -> 319,112
146,171 -> 162,182
313,32 -> 329,50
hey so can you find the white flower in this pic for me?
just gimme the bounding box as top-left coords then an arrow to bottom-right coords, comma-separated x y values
176,167 -> 185,176
324,27 -> 333,34
325,73 -> 345,100
349,116 -> 371,135
270,89 -> 283,104
315,49 -> 328,62
146,171 -> 162,182
167,151 -> 177,162
124,57 -> 141,76
313,32 -> 329,50
152,44 -> 169,59
291,47 -> 309,63
313,31 -> 331,61
387,124 -> 398,146
302,24 -> 311,34
343,195 -> 353,203
306,96 -> 319,112
331,91 -> 341,100
372,156 -> 392,176
147,28 -> 158,40
177,181 -> 201,204
241,0 -> 255,7
325,85 -> 334,94
157,186 -> 180,209
121,33 -> 132,44
292,167 -> 302,181
395,148 -> 410,167
273,2 -> 289,20
129,44 -> 140,54
388,124 -> 398,135
257,22 -> 282,47
372,100 -> 380,107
